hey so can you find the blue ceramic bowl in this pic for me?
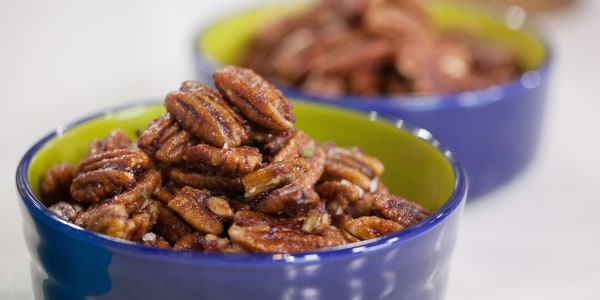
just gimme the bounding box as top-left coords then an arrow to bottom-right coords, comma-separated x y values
17,101 -> 466,300
194,2 -> 551,199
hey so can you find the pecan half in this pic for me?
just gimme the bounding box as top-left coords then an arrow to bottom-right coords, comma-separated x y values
373,193 -> 430,228
110,169 -> 162,214
167,168 -> 244,195
74,202 -> 133,239
228,210 -> 346,253
167,186 -> 229,235
47,201 -> 84,222
203,234 -> 248,254
70,169 -> 135,204
77,148 -> 150,174
165,82 -> 248,148
40,162 -> 77,206
153,201 -> 196,244
241,158 -> 310,201
173,232 -> 205,251
254,144 -> 325,215
88,129 -> 136,157
342,215 -> 402,241
183,144 -> 262,174
322,143 -> 384,192
213,66 -> 295,131
138,113 -> 194,163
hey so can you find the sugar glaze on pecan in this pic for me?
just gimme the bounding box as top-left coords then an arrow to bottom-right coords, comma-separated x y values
40,65 -> 430,253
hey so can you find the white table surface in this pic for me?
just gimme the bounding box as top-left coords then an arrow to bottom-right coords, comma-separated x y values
1,0 -> 599,299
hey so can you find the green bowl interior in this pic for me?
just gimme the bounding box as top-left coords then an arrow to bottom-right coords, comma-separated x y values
28,102 -> 455,212
199,2 -> 546,71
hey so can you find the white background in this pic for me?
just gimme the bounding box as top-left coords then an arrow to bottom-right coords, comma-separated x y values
1,0 -> 599,299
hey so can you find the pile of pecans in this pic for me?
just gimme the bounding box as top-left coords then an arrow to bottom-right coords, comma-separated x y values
40,66 -> 430,253
241,0 -> 521,96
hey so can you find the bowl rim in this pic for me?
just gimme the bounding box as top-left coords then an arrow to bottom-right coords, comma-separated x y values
16,100 -> 467,266
193,1 -> 553,112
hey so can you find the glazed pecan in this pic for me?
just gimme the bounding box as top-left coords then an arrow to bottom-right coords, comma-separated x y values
77,148 -> 150,174
373,193 -> 430,228
270,130 -> 312,162
203,234 -> 248,254
138,113 -> 193,163
70,169 -> 135,204
180,80 -> 248,127
342,215 -> 402,240
47,201 -> 84,222
165,82 -> 248,148
322,143 -> 384,192
213,66 -> 295,131
241,158 -> 310,201
318,179 -> 382,219
167,168 -> 244,195
254,144 -> 325,215
39,162 -> 77,206
70,148 -> 151,204
228,210 -> 346,253
141,232 -> 171,249
167,186 -> 230,235
74,202 -> 133,239
153,201 -> 196,244
241,0 -> 519,95
88,129 -> 136,156
40,66 -> 432,253
127,199 -> 161,242
173,232 -> 205,251
183,144 -> 262,174
300,202 -> 331,234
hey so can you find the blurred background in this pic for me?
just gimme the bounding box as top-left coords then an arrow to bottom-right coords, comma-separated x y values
1,0 -> 599,299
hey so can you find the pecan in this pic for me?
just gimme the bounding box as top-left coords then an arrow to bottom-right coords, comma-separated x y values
254,144 -> 325,215
205,196 -> 234,219
228,210 -> 346,253
153,201 -> 196,244
183,144 -> 262,174
241,0 -> 518,95
77,148 -> 150,174
141,232 -> 171,249
167,168 -> 244,195
180,80 -> 248,127
70,169 -> 135,204
47,201 -> 84,222
173,232 -> 204,251
213,66 -> 295,131
165,82 -> 248,148
39,162 -> 77,206
322,143 -> 384,192
110,169 -> 162,214
300,202 -> 330,234
342,215 -> 402,240
88,129 -> 136,156
241,158 -> 310,201
74,202 -> 133,239
373,193 -> 430,228
271,130 -> 311,162
127,199 -> 161,242
70,149 -> 152,204
138,113 -> 182,160
203,234 -> 248,254
167,186 -> 228,235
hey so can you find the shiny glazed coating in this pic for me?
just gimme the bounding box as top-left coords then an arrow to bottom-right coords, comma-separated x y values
39,65 -> 430,253
241,0 -> 521,96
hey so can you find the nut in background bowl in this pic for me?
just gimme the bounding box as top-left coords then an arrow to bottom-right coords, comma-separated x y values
17,101 -> 466,300
194,1 -> 551,199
